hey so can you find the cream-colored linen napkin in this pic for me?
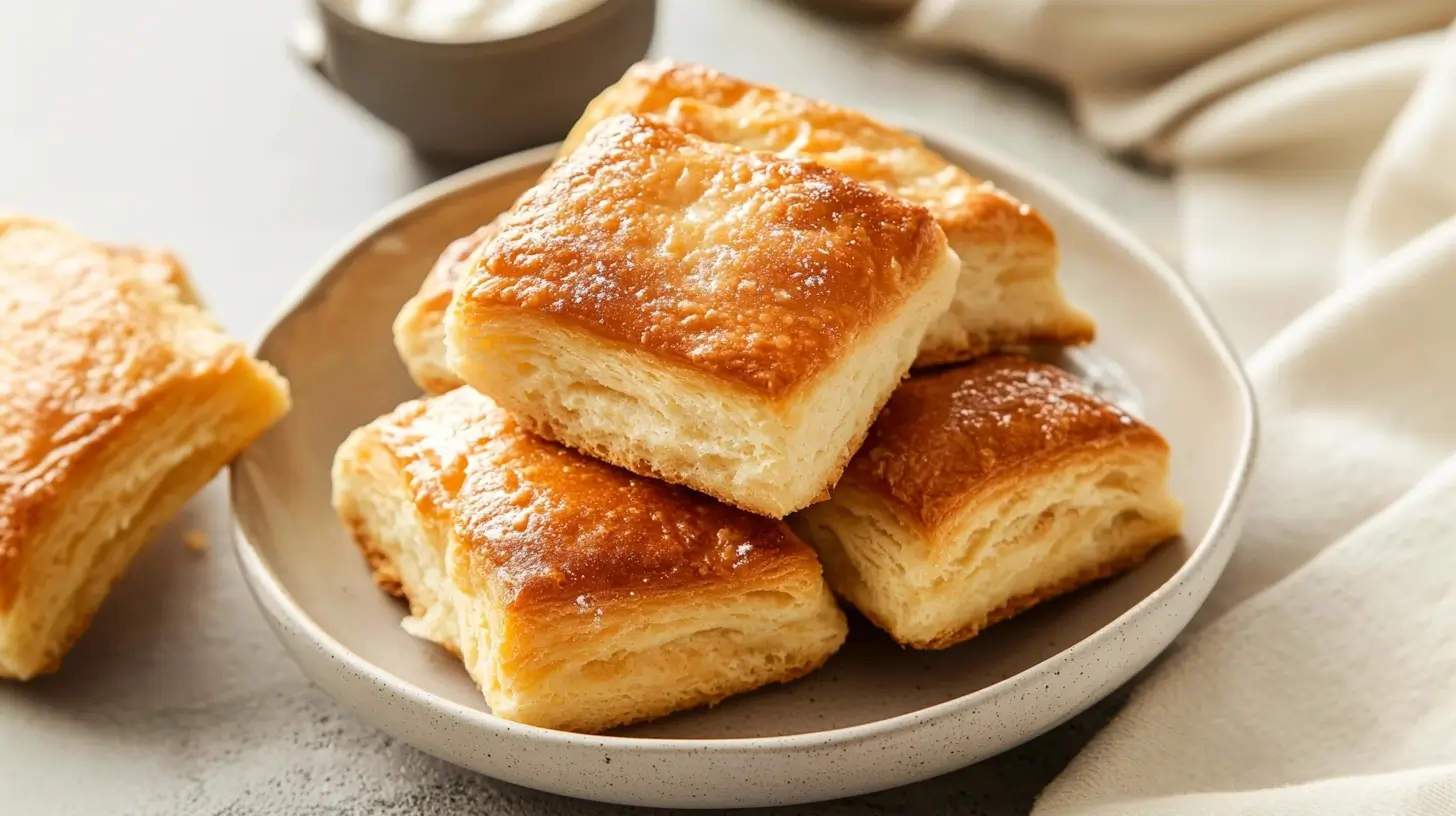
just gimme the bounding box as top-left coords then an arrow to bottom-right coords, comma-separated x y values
904,3 -> 1456,813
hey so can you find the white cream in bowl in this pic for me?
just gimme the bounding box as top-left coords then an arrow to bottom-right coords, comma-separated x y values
349,0 -> 608,40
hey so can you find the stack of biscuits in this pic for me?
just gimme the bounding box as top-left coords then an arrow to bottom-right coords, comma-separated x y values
332,61 -> 1183,735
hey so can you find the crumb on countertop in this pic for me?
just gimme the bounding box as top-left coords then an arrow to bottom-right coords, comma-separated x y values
183,530 -> 209,552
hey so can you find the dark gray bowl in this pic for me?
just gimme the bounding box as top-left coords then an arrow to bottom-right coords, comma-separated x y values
297,0 -> 656,161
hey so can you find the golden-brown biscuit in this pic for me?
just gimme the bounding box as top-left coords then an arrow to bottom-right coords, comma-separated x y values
446,114 -> 960,518
0,217 -> 290,679
331,388 -> 847,734
789,357 -> 1181,649
99,243 -> 203,306
567,60 -> 1095,366
391,61 -> 1093,393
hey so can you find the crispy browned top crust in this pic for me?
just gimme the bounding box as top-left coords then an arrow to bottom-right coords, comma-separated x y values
369,388 -> 821,610
564,60 -> 1053,251
842,357 -> 1168,531
453,114 -> 947,397
97,244 -> 196,302
0,218 -> 251,608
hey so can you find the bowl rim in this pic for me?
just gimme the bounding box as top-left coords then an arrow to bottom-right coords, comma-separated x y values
231,127 -> 1258,754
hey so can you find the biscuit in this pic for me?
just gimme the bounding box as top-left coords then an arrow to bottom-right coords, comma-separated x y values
446,115 -> 959,517
332,388 -> 848,733
0,217 -> 290,679
789,357 -> 1181,649
393,61 -> 1093,393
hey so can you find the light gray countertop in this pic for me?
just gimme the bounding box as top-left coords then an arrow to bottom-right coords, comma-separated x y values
0,2 -> 1172,813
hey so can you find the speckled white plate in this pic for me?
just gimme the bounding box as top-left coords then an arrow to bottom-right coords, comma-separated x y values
231,132 -> 1256,809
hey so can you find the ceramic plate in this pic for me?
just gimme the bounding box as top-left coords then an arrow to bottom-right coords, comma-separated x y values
231,133 -> 1256,809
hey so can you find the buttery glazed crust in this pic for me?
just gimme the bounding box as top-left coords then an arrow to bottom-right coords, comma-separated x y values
0,217 -> 290,678
452,114 -> 948,398
842,356 -> 1167,533
363,389 -> 821,609
99,244 -> 201,305
564,59 -> 1027,232
565,60 -> 1095,363
2,215 -> 200,302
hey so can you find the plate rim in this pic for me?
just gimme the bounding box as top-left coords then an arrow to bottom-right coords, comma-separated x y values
230,129 -> 1259,754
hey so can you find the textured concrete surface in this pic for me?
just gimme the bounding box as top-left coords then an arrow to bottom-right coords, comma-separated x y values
0,1 -> 1172,812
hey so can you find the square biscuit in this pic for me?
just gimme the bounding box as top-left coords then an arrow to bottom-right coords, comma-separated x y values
391,60 -> 1093,394
332,388 -> 847,734
789,357 -> 1181,649
446,114 -> 960,517
0,217 -> 290,679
